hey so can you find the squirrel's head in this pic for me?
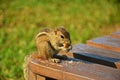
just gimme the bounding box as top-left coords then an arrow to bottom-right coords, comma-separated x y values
49,27 -> 72,52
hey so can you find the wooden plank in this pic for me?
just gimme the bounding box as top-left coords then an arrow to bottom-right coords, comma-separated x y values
87,36 -> 120,52
28,70 -> 36,80
110,31 -> 120,38
29,60 -> 63,80
37,74 -> 56,80
37,75 -> 45,80
69,44 -> 120,69
29,59 -> 120,80
115,61 -> 120,69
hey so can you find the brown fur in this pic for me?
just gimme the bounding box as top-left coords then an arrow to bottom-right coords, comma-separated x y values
35,27 -> 71,59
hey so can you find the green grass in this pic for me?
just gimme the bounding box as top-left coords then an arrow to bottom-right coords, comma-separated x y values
0,0 -> 120,80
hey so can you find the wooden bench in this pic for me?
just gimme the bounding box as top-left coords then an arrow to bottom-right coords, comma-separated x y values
27,31 -> 120,80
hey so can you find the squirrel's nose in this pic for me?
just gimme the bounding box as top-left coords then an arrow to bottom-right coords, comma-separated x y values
63,43 -> 72,49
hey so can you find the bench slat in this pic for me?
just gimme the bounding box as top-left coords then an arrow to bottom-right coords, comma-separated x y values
28,70 -> 37,80
69,44 -> 120,68
110,31 -> 120,38
87,36 -> 120,52
29,59 -> 120,80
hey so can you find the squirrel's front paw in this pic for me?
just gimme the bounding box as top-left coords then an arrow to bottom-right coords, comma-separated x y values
49,58 -> 61,63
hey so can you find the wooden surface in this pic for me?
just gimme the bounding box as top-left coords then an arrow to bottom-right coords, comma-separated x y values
29,59 -> 120,80
28,70 -> 36,80
70,44 -> 120,69
110,31 -> 120,38
87,36 -> 120,52
27,31 -> 120,80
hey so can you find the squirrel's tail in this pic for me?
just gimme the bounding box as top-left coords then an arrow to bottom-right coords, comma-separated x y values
23,53 -> 36,80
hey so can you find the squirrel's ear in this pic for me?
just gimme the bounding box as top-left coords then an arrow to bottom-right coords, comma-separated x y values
57,26 -> 66,31
58,26 -> 65,29
54,26 -> 65,35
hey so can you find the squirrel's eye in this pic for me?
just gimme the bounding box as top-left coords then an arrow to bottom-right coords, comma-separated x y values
60,35 -> 64,39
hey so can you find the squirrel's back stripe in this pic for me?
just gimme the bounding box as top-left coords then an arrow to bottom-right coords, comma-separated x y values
35,32 -> 48,40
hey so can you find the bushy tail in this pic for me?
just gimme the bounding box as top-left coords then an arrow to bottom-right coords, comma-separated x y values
23,53 -> 37,80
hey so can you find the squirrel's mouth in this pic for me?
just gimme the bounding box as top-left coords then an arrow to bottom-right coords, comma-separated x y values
58,43 -> 72,52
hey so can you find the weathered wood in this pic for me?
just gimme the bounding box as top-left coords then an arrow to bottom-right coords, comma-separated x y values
115,61 -> 120,69
69,44 -> 120,69
28,70 -> 36,80
110,31 -> 120,38
29,59 -> 120,80
36,75 -> 45,80
29,60 -> 63,80
87,36 -> 120,52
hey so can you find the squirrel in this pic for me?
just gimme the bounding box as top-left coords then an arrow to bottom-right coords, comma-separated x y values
23,27 -> 72,80
35,27 -> 72,62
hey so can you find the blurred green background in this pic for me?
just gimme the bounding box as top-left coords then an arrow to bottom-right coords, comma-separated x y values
0,0 -> 120,80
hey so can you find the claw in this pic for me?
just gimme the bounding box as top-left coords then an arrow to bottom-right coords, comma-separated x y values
49,58 -> 61,63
